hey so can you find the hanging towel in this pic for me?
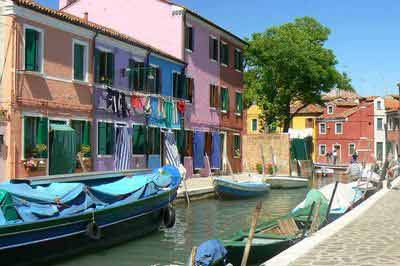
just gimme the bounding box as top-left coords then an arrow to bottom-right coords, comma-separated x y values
131,95 -> 143,110
164,100 -> 173,128
211,132 -> 221,169
164,131 -> 181,167
177,100 -> 186,113
120,94 -> 128,118
113,127 -> 132,171
193,131 -> 205,169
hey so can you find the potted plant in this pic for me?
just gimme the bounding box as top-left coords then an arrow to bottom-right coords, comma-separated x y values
80,144 -> 91,157
23,159 -> 38,172
256,163 -> 263,174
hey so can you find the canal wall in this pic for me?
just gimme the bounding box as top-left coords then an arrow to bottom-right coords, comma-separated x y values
242,133 -> 291,175
261,177 -> 400,266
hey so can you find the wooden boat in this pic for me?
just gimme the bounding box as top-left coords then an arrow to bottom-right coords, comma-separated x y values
264,176 -> 309,189
213,177 -> 270,199
0,166 -> 181,265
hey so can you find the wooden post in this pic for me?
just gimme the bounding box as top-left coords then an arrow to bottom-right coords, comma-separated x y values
241,201 -> 263,266
325,181 -> 339,224
302,201 -> 315,237
189,246 -> 197,266
270,145 -> 277,176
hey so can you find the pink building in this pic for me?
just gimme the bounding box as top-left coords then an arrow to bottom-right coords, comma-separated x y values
60,0 -> 247,173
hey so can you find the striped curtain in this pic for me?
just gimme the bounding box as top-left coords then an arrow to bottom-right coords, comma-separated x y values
114,127 -> 132,171
164,131 -> 181,167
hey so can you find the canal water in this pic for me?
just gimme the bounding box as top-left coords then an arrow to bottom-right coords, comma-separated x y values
54,188 -> 308,266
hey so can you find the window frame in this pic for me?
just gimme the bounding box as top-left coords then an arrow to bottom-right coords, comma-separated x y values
251,119 -> 258,132
327,105 -> 334,114
23,24 -> 44,74
97,120 -> 115,158
233,133 -> 241,158
72,39 -> 89,82
235,91 -> 243,115
94,47 -> 114,86
185,24 -> 194,52
220,41 -> 229,67
220,87 -> 229,113
209,35 -> 219,62
234,48 -> 243,72
319,123 -> 327,134
376,118 -> 384,131
348,143 -> 356,156
376,100 -> 382,110
335,122 -> 343,135
209,83 -> 219,109
319,144 -> 327,156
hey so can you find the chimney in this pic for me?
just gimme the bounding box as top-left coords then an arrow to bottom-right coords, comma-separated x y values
84,12 -> 88,22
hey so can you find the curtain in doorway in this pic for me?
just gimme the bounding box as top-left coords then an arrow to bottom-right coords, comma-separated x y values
193,131 -> 205,169
164,130 -> 181,167
49,124 -> 76,175
211,132 -> 221,169
114,127 -> 132,171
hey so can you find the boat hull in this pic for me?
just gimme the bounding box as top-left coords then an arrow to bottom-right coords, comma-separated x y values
265,176 -> 309,189
213,178 -> 270,199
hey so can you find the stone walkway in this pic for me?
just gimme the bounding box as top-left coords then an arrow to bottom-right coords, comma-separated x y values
290,188 -> 400,266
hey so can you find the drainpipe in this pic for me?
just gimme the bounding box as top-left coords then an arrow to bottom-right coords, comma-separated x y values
9,18 -> 17,179
91,31 -> 98,170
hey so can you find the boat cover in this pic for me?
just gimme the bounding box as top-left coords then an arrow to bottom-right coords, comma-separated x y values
0,166 -> 181,225
319,183 -> 363,214
291,189 -> 329,220
195,239 -> 227,266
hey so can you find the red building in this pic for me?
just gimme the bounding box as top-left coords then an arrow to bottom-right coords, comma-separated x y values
386,96 -> 400,157
316,98 -> 375,164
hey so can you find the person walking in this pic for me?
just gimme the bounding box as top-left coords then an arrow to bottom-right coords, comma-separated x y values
332,148 -> 337,165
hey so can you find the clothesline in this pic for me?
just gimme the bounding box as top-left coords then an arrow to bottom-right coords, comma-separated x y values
96,84 -> 188,103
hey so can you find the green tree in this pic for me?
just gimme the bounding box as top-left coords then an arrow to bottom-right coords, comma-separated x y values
244,17 -> 353,132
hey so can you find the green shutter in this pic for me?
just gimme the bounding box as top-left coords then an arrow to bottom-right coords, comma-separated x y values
236,93 -> 243,113
98,122 -> 107,155
106,53 -> 114,86
94,49 -> 101,83
25,29 -> 39,71
128,59 -> 135,89
24,117 -> 35,158
106,123 -> 114,155
133,125 -> 145,154
82,121 -> 90,146
37,117 -> 48,158
74,44 -> 84,81
221,88 -> 229,112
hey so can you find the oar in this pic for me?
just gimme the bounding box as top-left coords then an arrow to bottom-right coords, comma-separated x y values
189,246 -> 197,266
324,181 -> 339,225
241,201 -> 263,266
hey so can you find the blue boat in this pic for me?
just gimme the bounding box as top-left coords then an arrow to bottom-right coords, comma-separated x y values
0,166 -> 181,265
213,177 -> 270,199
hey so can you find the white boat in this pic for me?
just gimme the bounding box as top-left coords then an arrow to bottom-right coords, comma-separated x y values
264,176 -> 309,189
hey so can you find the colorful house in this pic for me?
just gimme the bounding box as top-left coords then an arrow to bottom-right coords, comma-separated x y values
246,104 -> 263,134
385,95 -> 400,157
59,0 -> 247,174
316,97 -> 375,164
0,0 -> 187,180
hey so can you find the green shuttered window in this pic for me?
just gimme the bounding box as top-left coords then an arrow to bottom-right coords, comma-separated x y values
220,42 -> 229,66
98,122 -> 114,155
173,72 -> 187,99
148,127 -> 160,155
71,120 -> 91,156
233,134 -> 241,158
24,116 -> 48,158
132,125 -> 146,154
73,43 -> 85,81
95,49 -> 114,86
25,28 -> 40,72
235,92 -> 243,114
209,37 -> 218,61
234,49 -> 244,71
220,87 -> 229,112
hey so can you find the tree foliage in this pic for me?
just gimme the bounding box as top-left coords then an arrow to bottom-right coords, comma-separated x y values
244,17 -> 353,132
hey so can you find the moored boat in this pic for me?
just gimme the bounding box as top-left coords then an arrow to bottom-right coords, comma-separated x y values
213,177 -> 270,199
264,176 -> 309,189
0,166 -> 181,265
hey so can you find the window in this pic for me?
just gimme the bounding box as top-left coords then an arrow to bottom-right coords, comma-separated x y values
335,123 -> 343,134
97,122 -> 114,156
234,49 -> 243,71
220,87 -> 229,112
377,118 -> 383,130
319,123 -> 327,134
233,134 -> 241,158
73,41 -> 88,81
94,49 -> 114,85
70,120 -> 91,157
327,105 -> 334,114
185,25 -> 194,52
209,84 -> 219,108
376,101 -> 382,110
128,60 -> 145,91
319,144 -> 326,156
209,36 -> 218,61
305,118 -> 314,128
220,42 -> 229,66
376,142 -> 383,161
349,143 -> 356,155
23,116 -> 48,158
132,124 -> 146,154
173,72 -> 187,99
24,27 -> 43,72
147,66 -> 161,94
235,92 -> 243,114
147,127 -> 160,155
186,77 -> 194,103
252,119 -> 258,132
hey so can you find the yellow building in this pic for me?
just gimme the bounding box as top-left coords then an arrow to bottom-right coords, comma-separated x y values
246,104 -> 263,134
290,104 -> 323,161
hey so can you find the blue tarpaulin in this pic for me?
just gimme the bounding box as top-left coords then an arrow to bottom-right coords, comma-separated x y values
193,131 -> 205,169
195,239 -> 227,266
211,132 -> 221,169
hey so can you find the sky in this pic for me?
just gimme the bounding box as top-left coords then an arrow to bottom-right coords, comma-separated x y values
38,0 -> 400,97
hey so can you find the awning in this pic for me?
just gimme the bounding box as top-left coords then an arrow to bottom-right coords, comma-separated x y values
50,123 -> 75,132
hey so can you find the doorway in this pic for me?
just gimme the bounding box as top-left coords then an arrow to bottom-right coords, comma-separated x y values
333,144 -> 341,164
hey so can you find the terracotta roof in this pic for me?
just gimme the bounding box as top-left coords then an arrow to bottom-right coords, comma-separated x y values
13,0 -> 186,65
329,98 -> 359,107
322,89 -> 360,100
385,98 -> 400,111
365,96 -> 379,102
320,106 -> 359,120
290,102 -> 324,114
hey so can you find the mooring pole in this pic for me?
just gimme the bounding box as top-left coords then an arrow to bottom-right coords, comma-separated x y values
325,181 -> 339,225
241,201 -> 262,266
302,201 -> 316,237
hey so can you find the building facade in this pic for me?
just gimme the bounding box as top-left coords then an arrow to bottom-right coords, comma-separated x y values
316,98 -> 375,164
60,0 -> 246,174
